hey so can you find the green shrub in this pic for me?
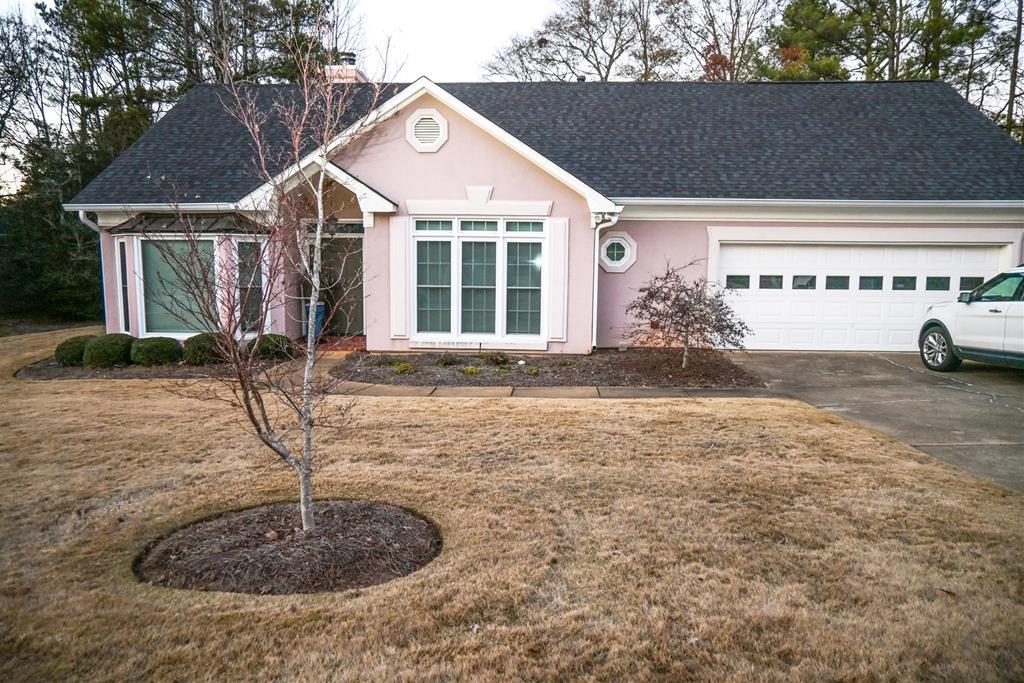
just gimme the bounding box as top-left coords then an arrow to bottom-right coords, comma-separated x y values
183,332 -> 222,366
130,337 -> 183,366
253,334 -> 294,360
524,365 -> 540,376
54,335 -> 97,367
436,352 -> 464,367
461,365 -> 480,376
393,361 -> 413,375
478,351 -> 509,366
82,333 -> 134,368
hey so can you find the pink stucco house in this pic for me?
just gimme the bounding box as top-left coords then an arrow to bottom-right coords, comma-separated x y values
66,74 -> 1024,353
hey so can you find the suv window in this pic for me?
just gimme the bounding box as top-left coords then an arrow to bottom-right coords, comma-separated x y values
974,273 -> 1024,302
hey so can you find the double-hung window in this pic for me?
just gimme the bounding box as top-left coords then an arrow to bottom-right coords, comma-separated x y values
413,218 -> 545,340
236,240 -> 265,334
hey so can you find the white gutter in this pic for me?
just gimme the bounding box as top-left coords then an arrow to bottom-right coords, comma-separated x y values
611,197 -> 1024,209
64,202 -> 239,212
591,210 -> 622,349
76,210 -> 101,233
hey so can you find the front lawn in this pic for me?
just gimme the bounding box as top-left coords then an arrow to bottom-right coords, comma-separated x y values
1,329 -> 1022,681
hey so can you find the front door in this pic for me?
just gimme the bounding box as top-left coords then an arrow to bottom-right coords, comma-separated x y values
320,236 -> 364,336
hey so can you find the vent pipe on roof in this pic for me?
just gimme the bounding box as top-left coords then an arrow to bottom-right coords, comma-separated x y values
325,52 -> 367,83
577,75 -> 586,82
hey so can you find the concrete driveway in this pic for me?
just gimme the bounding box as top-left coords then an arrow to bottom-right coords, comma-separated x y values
733,352 -> 1024,493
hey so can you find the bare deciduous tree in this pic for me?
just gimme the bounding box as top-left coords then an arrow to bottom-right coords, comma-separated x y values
142,4 -> 389,531
626,262 -> 751,368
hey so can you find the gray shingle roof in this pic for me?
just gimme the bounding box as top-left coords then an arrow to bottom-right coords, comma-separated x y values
69,80 -> 1024,206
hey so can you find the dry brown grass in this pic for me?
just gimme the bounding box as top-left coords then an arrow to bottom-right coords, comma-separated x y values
1,328 -> 1022,681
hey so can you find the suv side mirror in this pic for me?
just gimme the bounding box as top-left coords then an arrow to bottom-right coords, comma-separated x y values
958,291 -> 973,304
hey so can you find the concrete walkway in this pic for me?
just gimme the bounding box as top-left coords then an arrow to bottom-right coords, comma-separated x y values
334,381 -> 775,399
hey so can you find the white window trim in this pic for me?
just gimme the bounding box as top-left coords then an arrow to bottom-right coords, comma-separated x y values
134,234 -> 222,341
409,216 -> 548,350
599,231 -> 638,272
405,108 -> 449,153
114,236 -> 131,333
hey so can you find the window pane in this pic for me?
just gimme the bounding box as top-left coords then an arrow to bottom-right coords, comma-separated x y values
960,276 -> 984,291
506,242 -> 542,334
859,276 -> 883,290
893,276 -> 917,291
926,276 -> 950,291
238,242 -> 263,333
416,241 -> 451,332
461,242 -> 496,333
725,275 -> 750,289
759,275 -> 783,289
825,275 -> 850,290
460,220 -> 497,232
141,240 -> 215,333
118,241 -> 130,332
506,221 -> 544,232
605,241 -> 626,262
792,275 -> 816,290
975,273 -> 1023,302
414,220 -> 452,231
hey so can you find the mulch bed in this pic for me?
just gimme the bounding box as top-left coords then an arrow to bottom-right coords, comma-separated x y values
332,348 -> 762,388
16,357 -> 238,380
135,500 -> 442,595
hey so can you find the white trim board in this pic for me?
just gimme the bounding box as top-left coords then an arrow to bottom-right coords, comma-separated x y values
405,186 -> 552,217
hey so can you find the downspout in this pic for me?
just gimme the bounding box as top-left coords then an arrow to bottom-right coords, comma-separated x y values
77,211 -> 105,327
591,209 -> 622,349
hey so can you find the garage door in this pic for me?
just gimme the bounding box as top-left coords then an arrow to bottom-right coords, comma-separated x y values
717,243 -> 1003,350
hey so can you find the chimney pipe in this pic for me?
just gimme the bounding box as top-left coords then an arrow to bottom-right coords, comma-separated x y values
577,75 -> 586,82
325,51 -> 366,83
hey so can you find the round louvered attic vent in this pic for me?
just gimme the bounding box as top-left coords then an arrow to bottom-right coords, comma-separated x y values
406,108 -> 448,152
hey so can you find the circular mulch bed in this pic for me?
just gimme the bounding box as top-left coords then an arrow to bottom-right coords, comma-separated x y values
135,500 -> 442,595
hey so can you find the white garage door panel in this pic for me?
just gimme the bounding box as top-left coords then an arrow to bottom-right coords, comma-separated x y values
718,243 -> 1003,351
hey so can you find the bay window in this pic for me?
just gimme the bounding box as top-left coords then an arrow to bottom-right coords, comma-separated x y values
412,217 -> 545,340
236,240 -> 265,334
140,239 -> 215,335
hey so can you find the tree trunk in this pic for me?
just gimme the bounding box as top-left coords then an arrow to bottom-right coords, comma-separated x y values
682,343 -> 690,369
1008,0 -> 1023,133
298,466 -> 315,531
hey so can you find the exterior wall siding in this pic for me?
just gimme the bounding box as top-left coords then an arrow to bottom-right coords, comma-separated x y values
596,219 -> 1024,349
336,94 -> 596,354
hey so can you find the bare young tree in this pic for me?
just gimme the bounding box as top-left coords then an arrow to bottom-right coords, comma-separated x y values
141,4 -> 389,531
660,0 -> 781,80
626,262 -> 751,368
485,0 -> 640,81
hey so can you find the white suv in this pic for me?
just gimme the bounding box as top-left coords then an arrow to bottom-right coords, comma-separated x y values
919,266 -> 1024,372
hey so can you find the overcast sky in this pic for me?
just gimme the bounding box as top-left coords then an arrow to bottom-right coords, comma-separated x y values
0,0 -> 557,81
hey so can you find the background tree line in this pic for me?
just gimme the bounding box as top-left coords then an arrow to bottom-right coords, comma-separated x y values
487,0 -> 1023,133
0,0 -> 357,320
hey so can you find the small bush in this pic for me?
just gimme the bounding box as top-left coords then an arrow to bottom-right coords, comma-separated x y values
54,335 -> 97,367
478,351 -> 509,366
436,352 -> 464,367
461,365 -> 480,376
393,361 -> 413,375
524,365 -> 540,376
183,332 -> 222,366
130,337 -> 183,366
253,334 -> 294,360
82,333 -> 134,368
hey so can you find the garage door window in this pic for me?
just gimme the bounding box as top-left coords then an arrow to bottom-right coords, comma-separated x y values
960,276 -> 984,291
792,275 -> 816,290
892,276 -> 917,291
926,276 -> 950,291
825,276 -> 849,290
759,275 -> 783,289
725,275 -> 750,289
859,276 -> 883,290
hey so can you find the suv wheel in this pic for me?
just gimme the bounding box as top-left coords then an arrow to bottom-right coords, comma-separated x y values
920,326 -> 962,372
